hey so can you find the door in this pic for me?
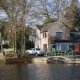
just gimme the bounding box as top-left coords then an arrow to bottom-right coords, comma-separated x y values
43,44 -> 47,53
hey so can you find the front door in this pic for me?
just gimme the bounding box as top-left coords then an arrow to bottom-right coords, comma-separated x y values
43,44 -> 47,53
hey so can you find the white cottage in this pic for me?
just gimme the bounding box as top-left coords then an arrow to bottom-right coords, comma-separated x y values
29,25 -> 43,49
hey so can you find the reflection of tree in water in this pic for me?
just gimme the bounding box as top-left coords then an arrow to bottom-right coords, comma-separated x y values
16,64 -> 23,80
16,64 -> 29,80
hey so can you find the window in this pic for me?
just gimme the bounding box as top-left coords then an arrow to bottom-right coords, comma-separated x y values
52,44 -> 55,48
43,44 -> 47,52
36,48 -> 40,50
44,32 -> 47,38
56,32 -> 63,40
43,32 -> 47,38
43,33 -> 44,38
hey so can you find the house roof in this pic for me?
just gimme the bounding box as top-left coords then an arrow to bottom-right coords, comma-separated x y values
41,22 -> 54,32
70,32 -> 80,41
41,20 -> 69,32
36,25 -> 43,31
70,32 -> 80,36
54,40 -> 80,43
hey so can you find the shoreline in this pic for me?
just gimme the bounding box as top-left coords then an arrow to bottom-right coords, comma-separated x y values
0,53 -> 80,64
5,56 -> 80,64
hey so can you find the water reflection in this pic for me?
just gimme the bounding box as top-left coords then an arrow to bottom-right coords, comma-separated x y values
27,64 -> 50,80
0,63 -> 80,80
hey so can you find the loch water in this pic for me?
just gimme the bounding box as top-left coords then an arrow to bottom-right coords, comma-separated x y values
0,63 -> 80,80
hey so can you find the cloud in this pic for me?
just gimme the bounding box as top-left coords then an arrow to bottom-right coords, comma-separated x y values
0,10 -> 8,20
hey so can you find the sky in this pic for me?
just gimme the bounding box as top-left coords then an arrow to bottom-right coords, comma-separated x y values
0,9 -> 8,21
25,0 -> 71,25
0,0 -> 80,24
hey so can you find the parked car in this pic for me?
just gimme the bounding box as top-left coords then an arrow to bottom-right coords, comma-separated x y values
25,48 -> 45,56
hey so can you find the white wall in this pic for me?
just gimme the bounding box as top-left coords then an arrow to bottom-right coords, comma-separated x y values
31,25 -> 41,49
40,32 -> 49,51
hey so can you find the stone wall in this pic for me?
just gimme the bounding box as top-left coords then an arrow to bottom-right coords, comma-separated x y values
32,57 -> 48,64
0,53 -> 6,61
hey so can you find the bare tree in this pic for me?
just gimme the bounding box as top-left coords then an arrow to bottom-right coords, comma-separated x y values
27,0 -> 72,24
0,0 -> 34,56
60,0 -> 78,30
